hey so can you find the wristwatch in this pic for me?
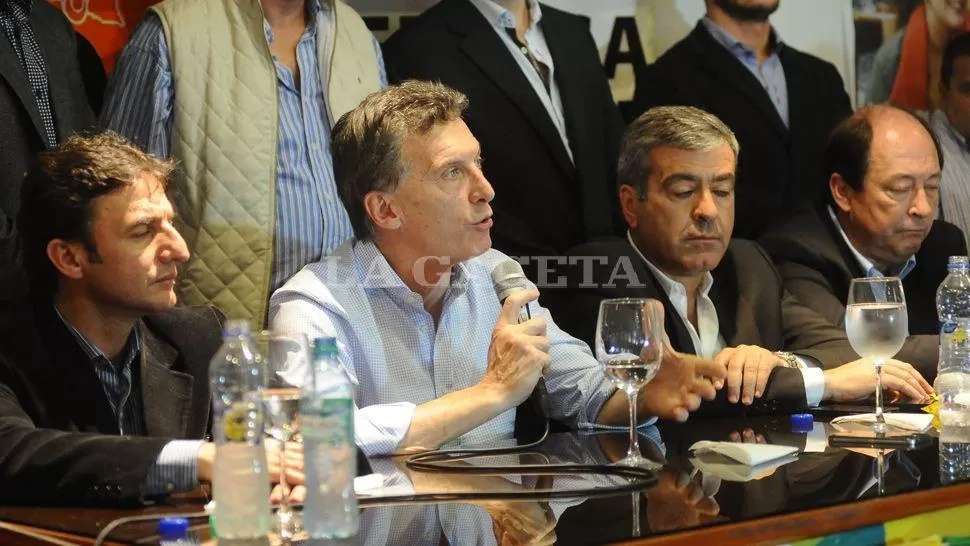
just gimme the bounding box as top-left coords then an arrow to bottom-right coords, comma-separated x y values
774,351 -> 800,369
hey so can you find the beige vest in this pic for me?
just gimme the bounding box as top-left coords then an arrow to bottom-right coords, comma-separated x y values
152,0 -> 381,326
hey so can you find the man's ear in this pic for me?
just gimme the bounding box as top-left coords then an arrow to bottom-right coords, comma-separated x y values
618,184 -> 642,229
46,239 -> 87,281
829,173 -> 855,214
363,190 -> 402,232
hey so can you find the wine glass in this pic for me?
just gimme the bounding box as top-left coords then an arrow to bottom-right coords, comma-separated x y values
844,277 -> 908,434
595,298 -> 664,468
254,330 -> 311,540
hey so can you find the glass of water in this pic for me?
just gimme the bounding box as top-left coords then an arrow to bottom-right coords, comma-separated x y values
845,277 -> 908,434
595,298 -> 664,468
254,330 -> 311,540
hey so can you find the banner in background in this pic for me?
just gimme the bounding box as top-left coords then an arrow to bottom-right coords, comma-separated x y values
47,0 -> 158,73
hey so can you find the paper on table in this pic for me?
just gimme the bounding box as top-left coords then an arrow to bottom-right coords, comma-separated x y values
688,441 -> 799,466
689,452 -> 799,482
830,413 -> 934,433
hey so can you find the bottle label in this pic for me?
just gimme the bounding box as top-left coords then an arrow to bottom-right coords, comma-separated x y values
304,398 -> 353,446
222,403 -> 263,443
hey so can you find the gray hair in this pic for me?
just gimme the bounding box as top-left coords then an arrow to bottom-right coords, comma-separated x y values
331,80 -> 470,240
617,105 -> 739,196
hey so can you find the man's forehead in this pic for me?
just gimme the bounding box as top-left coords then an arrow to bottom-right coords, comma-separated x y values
649,146 -> 736,177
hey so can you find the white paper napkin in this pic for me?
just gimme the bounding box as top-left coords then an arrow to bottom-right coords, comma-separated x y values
688,441 -> 798,466
829,412 -> 933,433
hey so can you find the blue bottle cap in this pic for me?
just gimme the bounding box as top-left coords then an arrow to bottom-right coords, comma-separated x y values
158,517 -> 189,539
791,413 -> 814,433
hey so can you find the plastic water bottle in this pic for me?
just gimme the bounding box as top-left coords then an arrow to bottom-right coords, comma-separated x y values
301,337 -> 358,539
936,256 -> 970,400
209,320 -> 271,538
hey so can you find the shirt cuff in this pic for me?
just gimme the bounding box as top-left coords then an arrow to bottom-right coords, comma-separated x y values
799,366 -> 826,408
145,440 -> 203,497
355,402 -> 416,457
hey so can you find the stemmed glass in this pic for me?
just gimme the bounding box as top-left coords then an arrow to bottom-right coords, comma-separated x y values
844,277 -> 908,434
254,330 -> 311,541
596,298 -> 664,468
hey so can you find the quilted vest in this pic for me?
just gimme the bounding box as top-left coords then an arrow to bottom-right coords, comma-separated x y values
152,0 -> 381,326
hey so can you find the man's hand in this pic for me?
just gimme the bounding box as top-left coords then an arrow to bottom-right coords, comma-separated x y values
196,440 -> 304,487
640,348 -> 726,422
823,358 -> 933,403
645,468 -> 721,532
714,345 -> 785,405
482,288 -> 550,407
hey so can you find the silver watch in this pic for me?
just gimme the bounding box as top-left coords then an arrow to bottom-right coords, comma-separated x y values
774,351 -> 799,368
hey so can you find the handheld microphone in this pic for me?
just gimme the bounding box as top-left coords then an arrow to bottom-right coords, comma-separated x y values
491,259 -> 551,426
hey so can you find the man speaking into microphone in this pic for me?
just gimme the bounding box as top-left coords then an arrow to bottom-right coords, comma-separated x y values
269,81 -> 726,457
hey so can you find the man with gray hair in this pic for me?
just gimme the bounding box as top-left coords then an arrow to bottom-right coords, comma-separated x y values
545,106 -> 932,416
269,81 -> 727,457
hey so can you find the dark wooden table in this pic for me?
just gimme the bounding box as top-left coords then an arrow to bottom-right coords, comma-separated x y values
3,414 -> 970,545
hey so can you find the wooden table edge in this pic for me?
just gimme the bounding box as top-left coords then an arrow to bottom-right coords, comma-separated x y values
618,482 -> 970,546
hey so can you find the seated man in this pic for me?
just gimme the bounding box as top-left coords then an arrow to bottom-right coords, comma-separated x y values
760,105 -> 967,380
0,133 -> 289,506
270,81 -> 725,457
544,106 -> 932,415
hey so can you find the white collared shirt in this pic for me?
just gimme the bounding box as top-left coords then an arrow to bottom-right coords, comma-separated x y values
467,0 -> 574,163
626,232 -> 825,407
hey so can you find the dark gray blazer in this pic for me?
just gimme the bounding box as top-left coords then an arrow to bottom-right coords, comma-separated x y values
543,238 -> 858,416
0,1 -> 95,265
0,288 -> 223,506
759,206 -> 967,381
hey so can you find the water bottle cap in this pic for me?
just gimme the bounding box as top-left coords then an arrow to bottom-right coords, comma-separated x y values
313,336 -> 339,357
791,413 -> 814,433
158,517 -> 189,539
223,319 -> 251,338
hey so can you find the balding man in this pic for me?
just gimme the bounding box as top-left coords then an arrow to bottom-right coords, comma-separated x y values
760,105 -> 967,380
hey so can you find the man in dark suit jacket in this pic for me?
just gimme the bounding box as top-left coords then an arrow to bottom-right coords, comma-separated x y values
544,106 -> 932,417
760,107 -> 966,381
382,0 -> 625,280
0,0 -> 95,266
634,0 -> 852,240
0,133 -> 291,506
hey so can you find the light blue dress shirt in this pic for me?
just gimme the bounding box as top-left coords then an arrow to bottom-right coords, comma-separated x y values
269,239 -> 617,456
100,0 -> 388,293
701,17 -> 789,127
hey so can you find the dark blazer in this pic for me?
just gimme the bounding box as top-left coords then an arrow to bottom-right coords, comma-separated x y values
0,2 -> 95,265
0,292 -> 223,506
634,22 -> 852,240
759,207 -> 966,381
383,0 -> 625,277
543,238 -> 858,416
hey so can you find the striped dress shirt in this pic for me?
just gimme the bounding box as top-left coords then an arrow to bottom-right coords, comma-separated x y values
932,110 -> 970,250
100,0 -> 388,293
269,239 -> 618,457
55,309 -> 200,497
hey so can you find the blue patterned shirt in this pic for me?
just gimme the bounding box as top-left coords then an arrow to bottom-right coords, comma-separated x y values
702,17 -> 789,127
100,0 -> 388,293
269,239 -> 617,457
55,309 -> 201,497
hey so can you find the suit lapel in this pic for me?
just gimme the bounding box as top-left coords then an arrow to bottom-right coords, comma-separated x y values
445,0 -> 575,177
140,322 -> 194,438
690,23 -> 789,140
637,265 -> 697,355
711,248 -> 761,346
0,32 -> 46,146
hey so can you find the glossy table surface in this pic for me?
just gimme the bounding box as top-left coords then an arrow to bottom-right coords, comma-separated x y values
2,409 -> 970,545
